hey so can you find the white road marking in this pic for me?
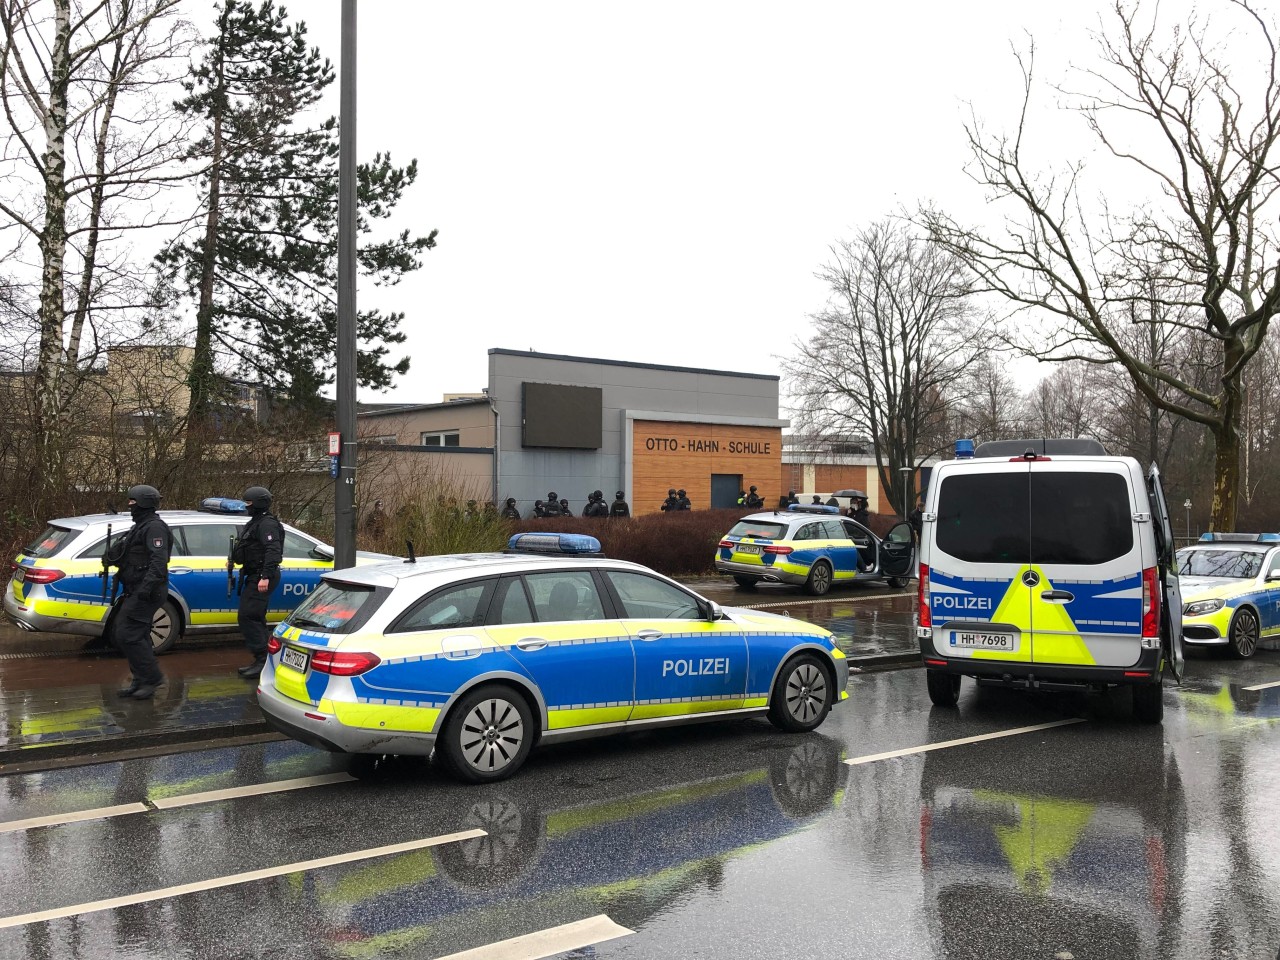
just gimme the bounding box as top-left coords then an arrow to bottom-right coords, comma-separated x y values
843,718 -> 1087,766
150,772 -> 355,809
1242,679 -> 1280,692
0,829 -> 486,930
435,915 -> 633,960
0,803 -> 149,835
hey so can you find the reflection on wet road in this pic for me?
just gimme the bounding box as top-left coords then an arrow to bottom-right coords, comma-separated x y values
0,652 -> 1278,959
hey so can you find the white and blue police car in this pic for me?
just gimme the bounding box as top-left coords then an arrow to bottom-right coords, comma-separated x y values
6,497 -> 391,653
257,532 -> 850,782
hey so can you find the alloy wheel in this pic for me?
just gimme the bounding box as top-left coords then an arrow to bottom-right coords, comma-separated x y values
785,662 -> 828,723
459,698 -> 526,774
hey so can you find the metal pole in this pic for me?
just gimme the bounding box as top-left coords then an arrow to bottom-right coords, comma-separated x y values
334,0 -> 358,569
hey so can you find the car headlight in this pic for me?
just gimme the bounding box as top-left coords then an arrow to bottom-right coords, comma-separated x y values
1183,598 -> 1225,617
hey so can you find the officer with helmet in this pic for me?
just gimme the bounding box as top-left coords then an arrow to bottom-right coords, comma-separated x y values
609,490 -> 630,518
106,484 -> 171,700
232,486 -> 284,679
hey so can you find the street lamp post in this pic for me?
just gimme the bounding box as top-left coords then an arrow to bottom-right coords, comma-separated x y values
899,466 -> 913,517
1184,499 -> 1192,540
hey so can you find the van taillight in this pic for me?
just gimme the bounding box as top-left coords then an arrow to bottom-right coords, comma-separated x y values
311,650 -> 381,676
918,564 -> 931,629
1141,566 -> 1160,639
21,567 -> 66,585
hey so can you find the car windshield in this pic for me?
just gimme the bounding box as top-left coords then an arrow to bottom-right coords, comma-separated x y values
1176,548 -> 1264,579
22,525 -> 78,559
727,520 -> 787,540
287,581 -> 378,633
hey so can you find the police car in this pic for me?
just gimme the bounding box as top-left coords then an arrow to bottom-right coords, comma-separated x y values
1177,533 -> 1280,659
714,504 -> 916,594
257,532 -> 850,782
5,498 -> 390,654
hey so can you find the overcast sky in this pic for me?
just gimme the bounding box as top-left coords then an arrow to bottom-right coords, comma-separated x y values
281,0 -> 1205,408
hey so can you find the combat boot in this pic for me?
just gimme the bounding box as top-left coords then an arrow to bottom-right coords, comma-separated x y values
238,658 -> 266,679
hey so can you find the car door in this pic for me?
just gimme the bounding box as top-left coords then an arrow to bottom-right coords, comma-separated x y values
1029,464 -> 1145,669
1147,463 -> 1184,681
171,522 -> 242,626
486,571 -> 635,731
879,521 -> 916,580
840,518 -> 875,575
276,529 -> 332,617
604,570 -> 748,718
820,520 -> 861,580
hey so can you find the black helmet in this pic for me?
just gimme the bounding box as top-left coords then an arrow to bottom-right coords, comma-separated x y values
749,485 -> 757,492
548,491 -> 558,500
127,484 -> 161,510
506,497 -> 516,506
615,490 -> 625,499
242,486 -> 272,510
677,489 -> 686,497
593,490 -> 603,500
668,488 -> 676,496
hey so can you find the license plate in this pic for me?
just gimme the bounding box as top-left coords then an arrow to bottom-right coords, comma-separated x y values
281,646 -> 310,672
949,631 -> 1018,652
736,544 -> 763,555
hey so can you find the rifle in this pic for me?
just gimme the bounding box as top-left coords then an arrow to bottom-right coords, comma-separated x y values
100,523 -> 112,601
227,534 -> 236,598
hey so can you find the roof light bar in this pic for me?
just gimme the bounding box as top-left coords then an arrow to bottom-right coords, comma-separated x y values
787,504 -> 839,515
506,532 -> 602,555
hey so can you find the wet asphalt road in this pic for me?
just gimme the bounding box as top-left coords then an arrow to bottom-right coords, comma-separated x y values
1,648 -> 1278,959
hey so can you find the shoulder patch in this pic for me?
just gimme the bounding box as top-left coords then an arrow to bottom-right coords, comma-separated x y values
266,534 -> 274,541
153,538 -> 163,548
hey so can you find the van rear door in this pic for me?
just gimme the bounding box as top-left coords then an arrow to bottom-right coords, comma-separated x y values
930,462 -> 1033,663
1028,462 -> 1145,668
1147,464 -> 1184,681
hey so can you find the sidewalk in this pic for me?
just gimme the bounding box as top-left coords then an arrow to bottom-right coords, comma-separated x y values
0,595 -> 921,771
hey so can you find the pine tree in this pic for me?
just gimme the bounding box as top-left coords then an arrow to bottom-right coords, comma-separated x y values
160,0 -> 435,426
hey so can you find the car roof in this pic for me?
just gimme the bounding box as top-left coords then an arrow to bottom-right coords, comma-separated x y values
1179,542 -> 1274,553
326,552 -> 655,589
47,510 -> 253,531
736,511 -> 843,524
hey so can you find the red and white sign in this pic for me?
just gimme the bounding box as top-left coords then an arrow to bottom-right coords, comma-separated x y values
327,431 -> 341,456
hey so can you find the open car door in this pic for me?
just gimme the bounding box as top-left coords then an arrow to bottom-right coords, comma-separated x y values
1147,463 -> 1184,683
880,521 -> 916,580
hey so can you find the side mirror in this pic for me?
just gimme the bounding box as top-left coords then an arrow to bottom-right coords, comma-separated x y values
311,543 -> 335,561
1267,570 -> 1280,582
707,601 -> 724,622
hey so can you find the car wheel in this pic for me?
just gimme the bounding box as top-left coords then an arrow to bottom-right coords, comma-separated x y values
1227,608 -> 1259,659
440,684 -> 534,783
1132,677 -> 1164,724
151,600 -> 181,654
804,561 -> 833,597
926,669 -> 961,707
887,576 -> 910,590
768,653 -> 834,732
733,575 -> 760,589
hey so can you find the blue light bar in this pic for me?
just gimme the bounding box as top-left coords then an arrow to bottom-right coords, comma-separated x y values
955,439 -> 975,459
507,532 -> 602,555
200,497 -> 248,515
1198,532 -> 1280,543
787,504 -> 839,514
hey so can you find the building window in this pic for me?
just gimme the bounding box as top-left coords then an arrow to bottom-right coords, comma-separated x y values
421,431 -> 461,447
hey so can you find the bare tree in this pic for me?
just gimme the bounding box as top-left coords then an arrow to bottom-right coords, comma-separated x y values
784,220 -> 985,515
923,0 -> 1280,531
0,0 -> 189,506
949,351 -> 1027,443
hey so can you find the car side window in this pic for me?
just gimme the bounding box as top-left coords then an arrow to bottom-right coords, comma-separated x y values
283,530 -> 318,560
842,519 -> 871,544
793,523 -> 820,542
605,571 -> 703,620
175,523 -> 240,558
523,571 -> 606,623
490,577 -> 535,626
392,581 -> 493,633
821,520 -> 849,541
1268,552 -> 1280,579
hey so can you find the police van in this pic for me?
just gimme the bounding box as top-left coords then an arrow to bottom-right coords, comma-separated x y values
917,438 -> 1184,723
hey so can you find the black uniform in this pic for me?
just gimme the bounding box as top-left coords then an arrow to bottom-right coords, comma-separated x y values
661,489 -> 680,512
233,508 -> 285,667
108,507 -> 171,691
610,491 -> 630,518
677,490 -> 691,510
851,501 -> 870,526
744,487 -> 764,509
500,498 -> 522,519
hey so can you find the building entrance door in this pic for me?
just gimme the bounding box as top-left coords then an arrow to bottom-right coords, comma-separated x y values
711,474 -> 742,509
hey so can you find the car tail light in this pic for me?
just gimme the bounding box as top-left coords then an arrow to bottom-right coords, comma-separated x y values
718,540 -> 734,549
1141,566 -> 1160,639
763,545 -> 793,555
918,563 -> 931,629
266,636 -> 281,655
21,567 -> 66,585
311,650 -> 381,676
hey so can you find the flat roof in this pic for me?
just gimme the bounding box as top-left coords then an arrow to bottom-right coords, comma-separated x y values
357,397 -> 490,418
488,348 -> 779,382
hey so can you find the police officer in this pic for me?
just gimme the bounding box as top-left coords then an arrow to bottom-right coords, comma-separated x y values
232,486 -> 284,679
609,490 -> 630,518
811,495 -> 823,505
583,491 -> 609,518
543,491 -> 562,517
737,489 -> 747,506
532,499 -> 545,518
661,488 -> 680,512
500,497 -> 521,519
850,495 -> 870,526
744,486 -> 764,509
787,490 -> 800,506
677,489 -> 691,510
107,484 -> 170,700
559,497 -> 571,516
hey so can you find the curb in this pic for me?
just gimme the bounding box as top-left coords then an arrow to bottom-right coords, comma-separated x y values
0,652 -> 924,772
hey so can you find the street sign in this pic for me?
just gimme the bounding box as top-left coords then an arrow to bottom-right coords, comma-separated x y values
329,455 -> 340,478
328,431 -> 341,456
